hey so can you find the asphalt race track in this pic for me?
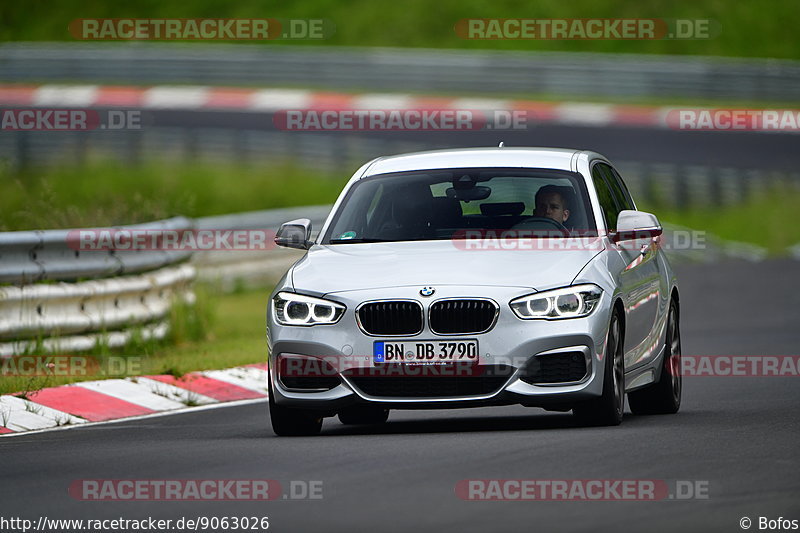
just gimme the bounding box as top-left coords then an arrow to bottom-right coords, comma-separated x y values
144,109 -> 800,172
1,259 -> 798,532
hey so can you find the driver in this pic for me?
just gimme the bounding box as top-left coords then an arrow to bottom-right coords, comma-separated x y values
533,185 -> 571,226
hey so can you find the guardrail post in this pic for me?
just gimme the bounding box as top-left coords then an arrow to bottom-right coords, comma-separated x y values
675,166 -> 689,211
184,128 -> 198,162
709,168 -> 723,207
125,130 -> 142,166
13,131 -> 31,172
75,132 -> 88,168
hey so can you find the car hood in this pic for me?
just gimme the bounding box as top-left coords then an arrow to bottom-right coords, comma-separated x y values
291,240 -> 603,295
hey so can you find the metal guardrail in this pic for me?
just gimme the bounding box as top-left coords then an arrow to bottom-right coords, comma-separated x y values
0,264 -> 194,357
0,208 -> 330,356
2,42 -> 799,101
0,264 -> 195,340
0,216 -> 194,284
193,205 -> 330,291
0,322 -> 172,358
0,217 -> 195,356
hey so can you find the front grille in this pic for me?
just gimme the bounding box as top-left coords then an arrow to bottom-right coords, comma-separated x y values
357,300 -> 423,336
521,352 -> 588,384
343,364 -> 513,397
429,299 -> 497,334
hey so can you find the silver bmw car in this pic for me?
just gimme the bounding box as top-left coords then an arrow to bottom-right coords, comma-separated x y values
267,147 -> 681,436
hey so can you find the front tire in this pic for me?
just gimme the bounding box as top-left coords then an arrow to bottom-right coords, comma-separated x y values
573,309 -> 624,426
268,382 -> 323,436
628,300 -> 682,415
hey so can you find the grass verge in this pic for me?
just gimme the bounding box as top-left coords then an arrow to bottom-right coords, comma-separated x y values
642,187 -> 800,255
0,160 -> 347,231
2,0 -> 799,59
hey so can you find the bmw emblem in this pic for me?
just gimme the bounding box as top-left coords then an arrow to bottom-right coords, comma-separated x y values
420,286 -> 435,297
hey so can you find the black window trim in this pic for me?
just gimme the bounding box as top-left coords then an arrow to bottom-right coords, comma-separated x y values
595,161 -> 635,214
589,160 -> 622,234
606,165 -> 637,212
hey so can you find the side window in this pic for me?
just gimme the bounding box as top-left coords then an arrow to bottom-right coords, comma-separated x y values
591,164 -> 619,230
599,164 -> 635,212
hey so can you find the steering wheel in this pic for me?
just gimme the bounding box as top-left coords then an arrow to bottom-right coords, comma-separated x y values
511,216 -> 570,234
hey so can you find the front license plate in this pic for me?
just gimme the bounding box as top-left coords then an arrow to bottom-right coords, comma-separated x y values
373,339 -> 479,364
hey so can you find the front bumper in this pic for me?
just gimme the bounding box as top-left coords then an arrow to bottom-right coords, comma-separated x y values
267,285 -> 612,411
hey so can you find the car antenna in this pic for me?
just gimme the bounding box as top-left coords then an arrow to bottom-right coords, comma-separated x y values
498,141 -> 505,148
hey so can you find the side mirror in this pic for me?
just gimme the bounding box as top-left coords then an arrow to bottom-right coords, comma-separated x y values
275,218 -> 312,250
613,210 -> 663,242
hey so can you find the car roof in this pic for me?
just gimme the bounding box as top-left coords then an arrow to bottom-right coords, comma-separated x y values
361,147 -> 588,177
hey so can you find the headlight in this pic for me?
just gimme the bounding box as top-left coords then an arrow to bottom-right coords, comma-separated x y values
510,284 -> 602,320
273,292 -> 346,326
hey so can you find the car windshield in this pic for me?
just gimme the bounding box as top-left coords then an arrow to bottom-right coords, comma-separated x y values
323,167 -> 596,244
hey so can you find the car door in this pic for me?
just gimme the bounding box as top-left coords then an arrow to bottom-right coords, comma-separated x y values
591,162 -> 661,369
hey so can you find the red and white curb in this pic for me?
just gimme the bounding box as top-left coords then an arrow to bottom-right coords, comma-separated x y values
0,83 -> 674,129
0,363 -> 268,436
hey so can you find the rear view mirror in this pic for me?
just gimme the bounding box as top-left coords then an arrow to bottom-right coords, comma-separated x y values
446,186 -> 491,202
275,218 -> 312,250
613,210 -> 662,242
